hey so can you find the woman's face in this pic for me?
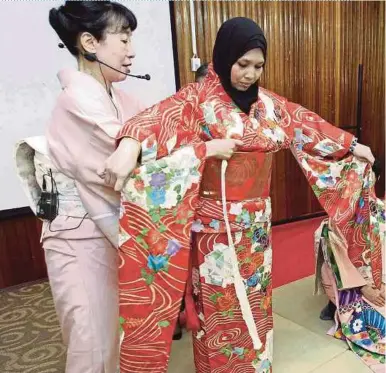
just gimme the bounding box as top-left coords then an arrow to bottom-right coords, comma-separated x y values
230,48 -> 265,91
91,29 -> 135,83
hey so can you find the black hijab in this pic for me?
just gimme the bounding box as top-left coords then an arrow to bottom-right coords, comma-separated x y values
213,17 -> 267,114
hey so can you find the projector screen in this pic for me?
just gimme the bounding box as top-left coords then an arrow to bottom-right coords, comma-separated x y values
0,0 -> 176,211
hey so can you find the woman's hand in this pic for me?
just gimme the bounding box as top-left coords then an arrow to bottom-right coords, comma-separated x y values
206,139 -> 244,160
97,137 -> 141,192
352,143 -> 375,165
361,284 -> 385,307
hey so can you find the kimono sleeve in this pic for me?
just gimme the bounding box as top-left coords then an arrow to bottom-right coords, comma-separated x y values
285,101 -> 355,160
284,102 -> 381,288
285,99 -> 360,217
116,83 -> 207,162
118,86 -> 209,292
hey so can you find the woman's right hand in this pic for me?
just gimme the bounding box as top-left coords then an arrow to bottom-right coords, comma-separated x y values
352,143 -> 375,165
97,137 -> 141,192
361,284 -> 385,307
206,139 -> 244,160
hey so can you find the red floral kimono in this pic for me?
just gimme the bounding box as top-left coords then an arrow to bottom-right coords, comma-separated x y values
116,65 -> 367,373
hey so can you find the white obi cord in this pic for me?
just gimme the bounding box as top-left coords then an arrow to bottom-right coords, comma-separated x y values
221,160 -> 262,350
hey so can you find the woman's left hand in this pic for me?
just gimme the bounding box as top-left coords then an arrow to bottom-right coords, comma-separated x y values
352,143 -> 375,165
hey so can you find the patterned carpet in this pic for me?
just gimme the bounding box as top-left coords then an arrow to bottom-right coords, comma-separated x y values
0,218 -> 322,373
0,281 -> 66,373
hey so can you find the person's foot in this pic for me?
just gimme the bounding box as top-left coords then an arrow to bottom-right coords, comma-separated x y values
320,301 -> 337,320
172,322 -> 182,340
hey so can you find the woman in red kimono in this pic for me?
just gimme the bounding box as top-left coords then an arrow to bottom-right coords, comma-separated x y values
101,18 -> 377,373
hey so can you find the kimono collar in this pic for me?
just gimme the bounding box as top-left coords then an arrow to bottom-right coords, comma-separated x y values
58,69 -> 110,93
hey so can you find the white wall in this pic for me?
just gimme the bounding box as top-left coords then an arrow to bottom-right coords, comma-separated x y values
0,0 -> 176,210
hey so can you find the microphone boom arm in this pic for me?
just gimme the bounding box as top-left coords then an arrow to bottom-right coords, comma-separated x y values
94,59 -> 150,81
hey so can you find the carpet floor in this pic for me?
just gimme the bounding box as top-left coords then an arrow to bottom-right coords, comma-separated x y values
0,217 -> 325,372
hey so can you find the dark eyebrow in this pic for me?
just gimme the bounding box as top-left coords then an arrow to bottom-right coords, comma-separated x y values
238,57 -> 265,65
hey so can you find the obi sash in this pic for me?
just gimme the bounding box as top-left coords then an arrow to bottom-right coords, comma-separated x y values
200,152 -> 272,200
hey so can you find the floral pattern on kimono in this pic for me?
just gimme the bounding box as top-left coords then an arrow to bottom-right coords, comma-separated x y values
313,158 -> 385,372
117,64 -> 356,373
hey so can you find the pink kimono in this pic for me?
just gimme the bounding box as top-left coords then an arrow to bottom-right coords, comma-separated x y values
29,69 -> 141,373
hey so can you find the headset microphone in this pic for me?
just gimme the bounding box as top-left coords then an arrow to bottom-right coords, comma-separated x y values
58,43 -> 151,81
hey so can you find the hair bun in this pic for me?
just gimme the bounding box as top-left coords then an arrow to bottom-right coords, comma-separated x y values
48,8 -> 60,29
49,6 -> 77,55
49,1 -> 137,57
49,7 -> 66,30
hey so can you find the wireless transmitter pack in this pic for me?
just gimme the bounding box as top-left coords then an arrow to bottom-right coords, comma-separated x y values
36,170 -> 59,222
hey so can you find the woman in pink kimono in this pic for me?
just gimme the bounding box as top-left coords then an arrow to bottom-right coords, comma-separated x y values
101,18 -> 377,373
16,2 -> 142,373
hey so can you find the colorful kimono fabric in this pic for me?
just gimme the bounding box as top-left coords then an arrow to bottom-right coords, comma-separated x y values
314,160 -> 385,372
117,65 -> 360,373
